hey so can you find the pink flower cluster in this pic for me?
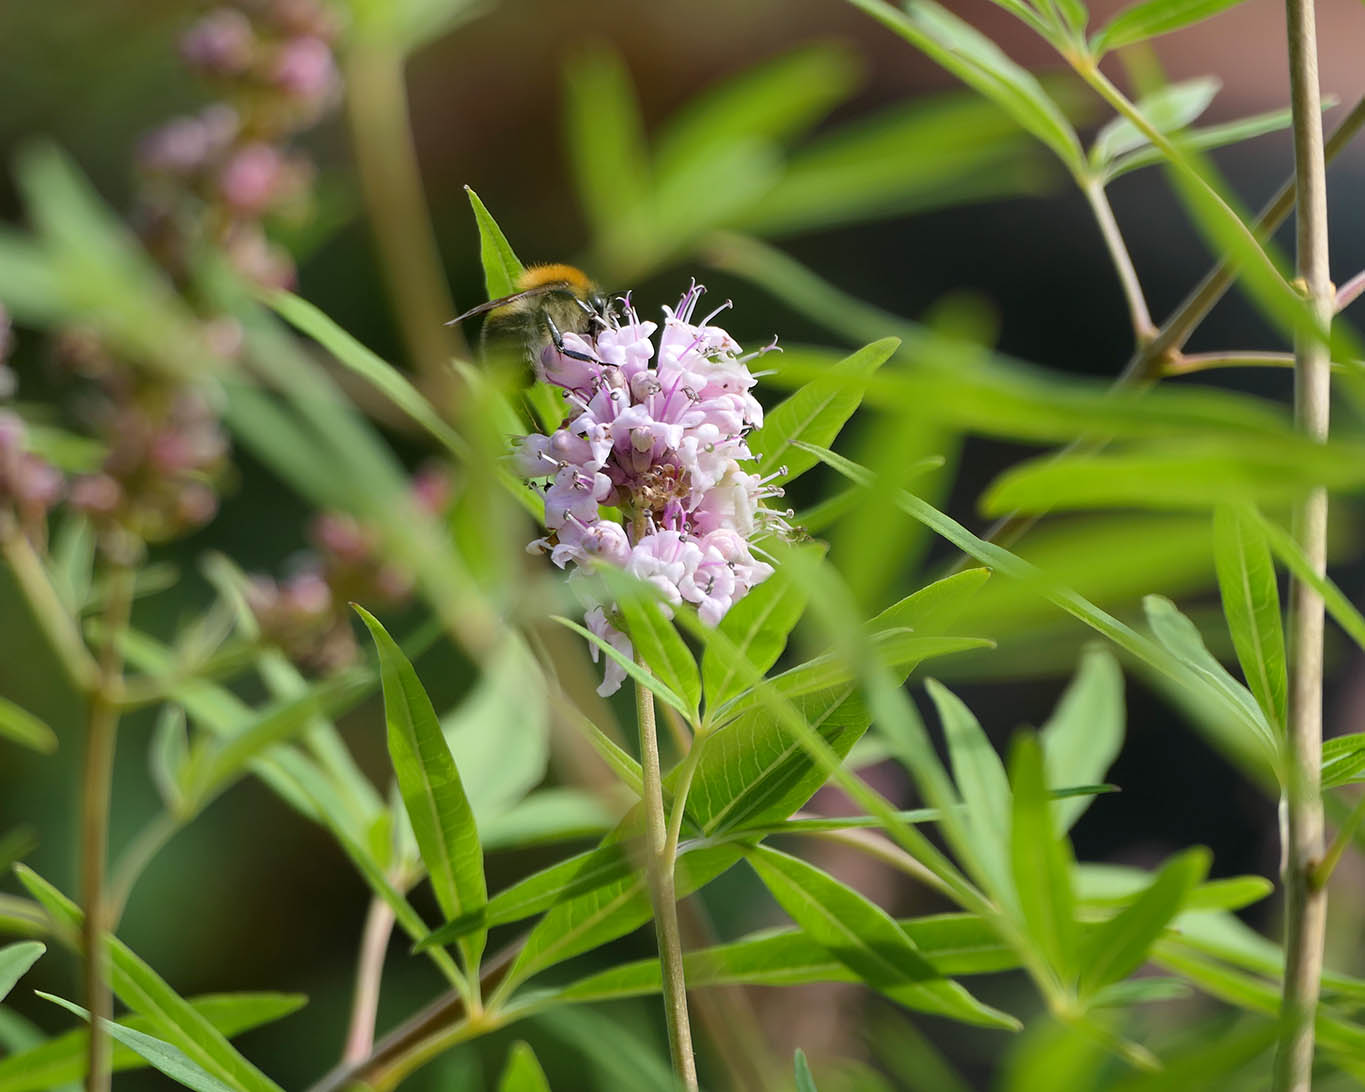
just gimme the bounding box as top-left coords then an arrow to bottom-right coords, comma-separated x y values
513,285 -> 785,696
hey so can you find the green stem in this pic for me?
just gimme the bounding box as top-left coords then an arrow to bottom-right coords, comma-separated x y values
1161,350 -> 1299,375
1273,0 -> 1333,1086
1081,178 -> 1155,342
635,677 -> 699,1091
343,885 -> 400,1064
82,563 -> 133,1092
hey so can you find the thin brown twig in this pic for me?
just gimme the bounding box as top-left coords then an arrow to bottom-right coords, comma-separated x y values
967,94 -> 1365,562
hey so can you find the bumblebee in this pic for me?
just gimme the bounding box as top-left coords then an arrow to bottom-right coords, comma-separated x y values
448,263 -> 611,369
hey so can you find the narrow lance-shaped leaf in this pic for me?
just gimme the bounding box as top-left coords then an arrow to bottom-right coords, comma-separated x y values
844,0 -> 1085,172
37,994 -> 235,1092
746,845 -> 1019,1029
13,867 -> 285,1092
795,1049 -> 819,1092
355,607 -> 487,971
0,698 -> 57,755
1091,0 -> 1248,56
0,942 -> 44,1003
749,337 -> 898,483
1212,505 -> 1288,734
466,187 -> 524,299
0,992 -> 304,1092
1078,847 -> 1210,997
497,1042 -> 551,1092
927,681 -> 1012,903
1008,732 -> 1078,982
702,544 -> 820,714
1040,648 -> 1124,832
618,592 -> 701,725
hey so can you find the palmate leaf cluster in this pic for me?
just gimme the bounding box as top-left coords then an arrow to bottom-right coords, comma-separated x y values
2,0 -> 1365,1087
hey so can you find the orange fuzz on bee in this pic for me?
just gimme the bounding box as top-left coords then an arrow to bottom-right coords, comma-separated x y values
448,263 -> 610,373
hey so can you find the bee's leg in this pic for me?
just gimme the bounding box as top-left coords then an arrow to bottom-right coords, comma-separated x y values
544,312 -> 602,365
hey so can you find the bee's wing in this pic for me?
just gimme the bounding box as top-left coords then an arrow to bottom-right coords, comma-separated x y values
446,284 -> 567,326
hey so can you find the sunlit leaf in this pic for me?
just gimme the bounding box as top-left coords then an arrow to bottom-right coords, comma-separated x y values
1009,732 -> 1077,981
1212,505 -> 1287,735
1090,77 -> 1220,167
356,607 -> 486,970
928,681 -> 1012,901
845,0 -> 1084,171
1040,649 -> 1124,832
466,187 -> 525,300
1078,847 -> 1209,996
496,1041 -> 550,1092
1091,0 -> 1248,56
750,338 -> 898,483
746,845 -> 1018,1028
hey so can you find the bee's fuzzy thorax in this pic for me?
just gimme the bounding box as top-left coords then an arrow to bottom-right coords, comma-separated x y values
517,263 -> 595,294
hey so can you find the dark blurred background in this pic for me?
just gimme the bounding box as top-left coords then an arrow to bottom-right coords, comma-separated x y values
3,1 -> 1365,1088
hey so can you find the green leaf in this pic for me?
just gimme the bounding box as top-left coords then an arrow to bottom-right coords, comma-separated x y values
1323,733 -> 1365,790
502,842 -> 743,988
479,788 -> 618,851
618,594 -> 701,725
845,0 -> 1084,171
806,445 -> 1269,746
562,44 -> 651,248
928,681 -> 1012,901
1040,649 -> 1124,832
750,338 -> 898,483
1254,509 -> 1365,653
497,1042 -> 551,1092
553,614 -> 691,719
1008,732 -> 1077,981
1212,505 -> 1288,735
1078,847 -> 1210,996
1090,77 -> 1220,167
654,44 -> 859,181
1143,595 -> 1275,755
442,636 -> 549,824
795,1049 -> 819,1092
702,545 -> 819,713
746,846 -> 1018,1028
355,607 -> 486,969
1091,0 -> 1247,55
13,868 -> 284,1092
466,187 -> 524,300
267,290 -> 466,459
982,440 -> 1365,514
0,942 -> 44,1003
37,994 -> 235,1092
554,912 -> 1017,1005
0,697 -> 57,755
0,992 -> 302,1092
1104,102 -> 1316,180
735,91 -> 1052,236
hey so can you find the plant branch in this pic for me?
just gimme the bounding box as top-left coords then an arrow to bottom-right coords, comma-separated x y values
1160,350 -> 1299,375
635,676 -> 699,1091
1273,0 -> 1333,1085
1082,178 -> 1155,342
968,94 -> 1365,562
343,886 -> 399,1064
81,562 -> 133,1092
1335,269 -> 1365,313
